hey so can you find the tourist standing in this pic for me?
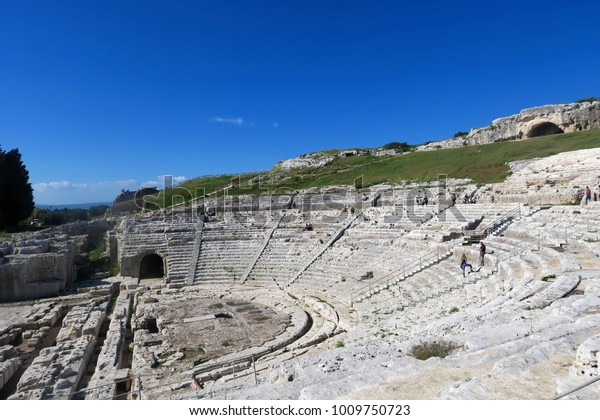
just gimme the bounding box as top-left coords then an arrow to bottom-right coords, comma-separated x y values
585,186 -> 592,204
479,242 -> 486,266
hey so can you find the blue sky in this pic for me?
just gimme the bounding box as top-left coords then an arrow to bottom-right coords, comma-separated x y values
1,1 -> 599,204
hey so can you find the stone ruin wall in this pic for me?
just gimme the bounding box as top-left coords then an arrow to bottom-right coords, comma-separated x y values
416,100 -> 600,151
0,220 -> 115,303
0,251 -> 75,302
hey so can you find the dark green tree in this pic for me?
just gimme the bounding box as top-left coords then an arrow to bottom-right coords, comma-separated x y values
0,147 -> 35,229
382,141 -> 410,150
88,204 -> 109,218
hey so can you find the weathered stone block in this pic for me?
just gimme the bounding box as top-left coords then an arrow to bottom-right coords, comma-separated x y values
0,345 -> 15,362
82,310 -> 106,337
575,334 -> 600,376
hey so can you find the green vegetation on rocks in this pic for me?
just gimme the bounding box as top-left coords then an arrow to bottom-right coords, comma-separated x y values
132,128 -> 600,209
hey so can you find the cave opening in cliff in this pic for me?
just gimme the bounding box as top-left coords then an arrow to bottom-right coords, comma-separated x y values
527,122 -> 564,138
139,254 -> 164,279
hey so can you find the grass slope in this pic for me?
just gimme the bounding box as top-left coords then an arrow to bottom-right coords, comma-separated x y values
147,128 -> 600,208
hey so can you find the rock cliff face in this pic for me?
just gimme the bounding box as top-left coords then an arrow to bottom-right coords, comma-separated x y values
0,220 -> 114,302
417,100 -> 600,151
275,152 -> 334,171
0,242 -> 77,302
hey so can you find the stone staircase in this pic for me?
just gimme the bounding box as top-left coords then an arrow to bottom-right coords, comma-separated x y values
244,227 -> 337,284
462,205 -> 521,244
163,220 -> 203,286
350,247 -> 453,304
240,215 -> 284,283
193,222 -> 268,283
289,212 -> 363,285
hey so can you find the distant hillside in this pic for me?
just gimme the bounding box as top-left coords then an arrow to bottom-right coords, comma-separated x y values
139,128 -> 600,209
36,202 -> 112,210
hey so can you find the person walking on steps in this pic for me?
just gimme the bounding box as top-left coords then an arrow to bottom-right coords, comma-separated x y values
479,242 -> 486,266
460,253 -> 474,277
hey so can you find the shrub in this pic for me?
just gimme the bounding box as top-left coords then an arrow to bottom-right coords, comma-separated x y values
382,141 -> 409,150
109,261 -> 120,276
89,204 -> 110,218
335,340 -> 345,348
575,97 -> 599,103
410,340 -> 457,360
453,131 -> 469,138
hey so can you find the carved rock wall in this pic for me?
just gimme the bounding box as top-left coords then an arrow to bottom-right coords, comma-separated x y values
0,251 -> 76,302
0,220 -> 113,303
417,101 -> 600,151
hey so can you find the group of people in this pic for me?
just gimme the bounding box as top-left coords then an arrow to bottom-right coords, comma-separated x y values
447,190 -> 476,205
463,193 -> 477,204
460,241 -> 486,277
584,185 -> 600,204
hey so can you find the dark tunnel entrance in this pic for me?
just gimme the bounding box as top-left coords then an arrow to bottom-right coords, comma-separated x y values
527,122 -> 564,138
139,254 -> 164,279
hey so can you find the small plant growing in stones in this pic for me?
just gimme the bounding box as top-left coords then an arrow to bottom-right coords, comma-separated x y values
541,274 -> 556,282
335,340 -> 345,348
378,329 -> 395,339
449,307 -> 459,314
410,340 -> 458,361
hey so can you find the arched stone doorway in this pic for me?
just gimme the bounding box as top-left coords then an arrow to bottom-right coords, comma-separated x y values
139,254 -> 165,279
527,122 -> 564,138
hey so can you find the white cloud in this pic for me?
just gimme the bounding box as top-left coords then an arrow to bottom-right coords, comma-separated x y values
142,181 -> 161,187
32,179 -> 139,205
33,179 -> 137,192
32,180 -> 74,191
33,176 -> 188,204
141,175 -> 188,188
173,176 -> 188,184
210,116 -> 245,126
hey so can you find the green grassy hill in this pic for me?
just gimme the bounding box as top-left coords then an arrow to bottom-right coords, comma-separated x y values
144,128 -> 600,209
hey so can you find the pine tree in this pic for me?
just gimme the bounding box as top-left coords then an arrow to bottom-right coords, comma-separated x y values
0,147 -> 35,229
